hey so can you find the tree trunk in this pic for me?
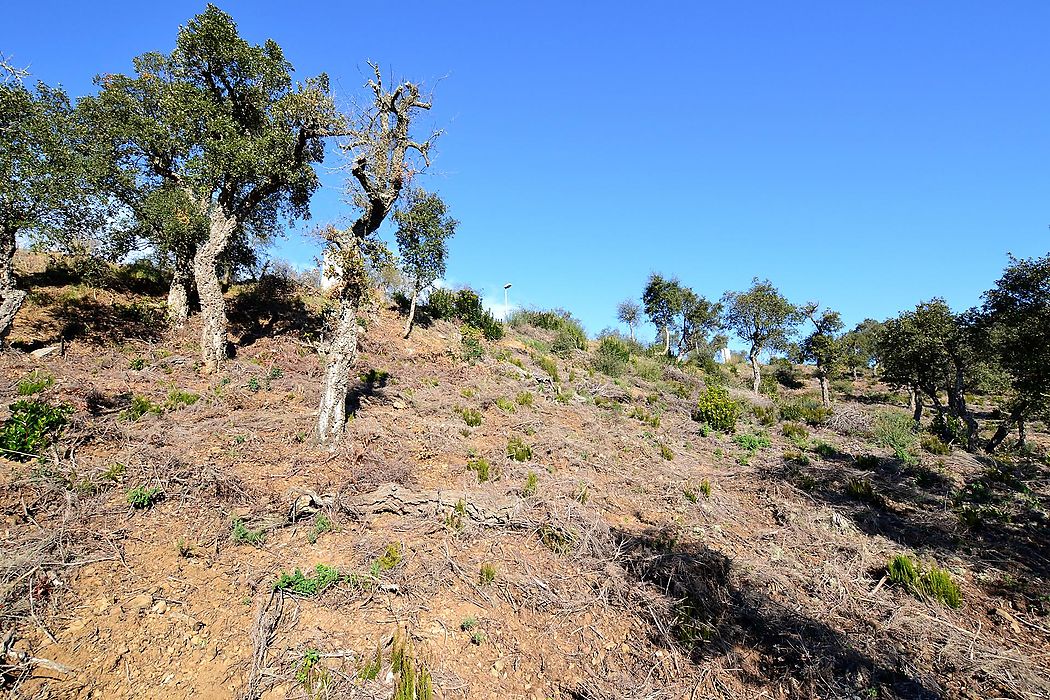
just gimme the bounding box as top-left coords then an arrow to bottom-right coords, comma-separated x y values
987,404 -> 1026,453
403,284 -> 419,338
194,210 -> 237,373
167,255 -> 193,329
749,353 -> 761,394
0,226 -> 25,345
629,323 -> 635,342
1018,419 -> 1027,449
947,367 -> 979,451
317,293 -> 360,443
818,372 -> 831,407
663,326 -> 670,354
911,389 -> 923,423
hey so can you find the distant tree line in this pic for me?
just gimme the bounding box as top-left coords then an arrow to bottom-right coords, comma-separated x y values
620,259 -> 1050,454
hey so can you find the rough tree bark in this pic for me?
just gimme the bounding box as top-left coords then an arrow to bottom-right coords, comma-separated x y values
0,226 -> 26,344
911,389 -> 923,423
817,372 -> 831,407
167,253 -> 193,328
194,209 -> 237,373
749,352 -> 762,394
986,403 -> 1027,453
315,64 -> 435,443
628,322 -> 635,342
403,281 -> 420,338
316,291 -> 361,442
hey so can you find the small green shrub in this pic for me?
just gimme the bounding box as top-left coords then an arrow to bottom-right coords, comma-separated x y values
274,564 -> 341,596
632,356 -> 663,382
781,422 -> 808,441
778,397 -> 830,426
521,471 -> 538,496
752,403 -> 779,426
17,371 -> 54,396
376,543 -> 403,571
467,457 -> 491,482
0,399 -> 72,460
592,336 -> 631,377
733,432 -> 771,452
812,441 -> 838,459
625,405 -> 660,428
231,518 -> 266,545
128,357 -> 146,371
127,485 -> 163,509
886,554 -> 961,608
295,649 -> 329,697
692,386 -> 739,433
758,373 -> 779,399
495,397 -> 516,413
428,288 -> 503,340
457,407 -> 483,427
507,436 -> 533,462
920,433 -> 951,455
536,355 -> 559,382
165,389 -> 199,410
122,395 -> 162,421
308,513 -> 334,544
658,443 -> 674,460
772,359 -> 805,389
515,391 -> 535,407
855,454 -> 881,469
845,478 -> 884,507
783,449 -> 811,466
459,387 -> 476,398
698,479 -> 712,498
479,563 -> 496,585
460,616 -> 478,631
874,411 -> 918,464
461,325 -> 484,363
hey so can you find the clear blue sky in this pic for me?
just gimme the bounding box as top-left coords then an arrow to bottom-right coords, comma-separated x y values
4,1 -> 1048,346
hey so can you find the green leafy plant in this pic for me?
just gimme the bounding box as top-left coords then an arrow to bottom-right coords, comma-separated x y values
874,411 -> 918,464
295,648 -> 329,698
467,457 -> 491,482
121,395 -> 162,421
460,324 -> 484,363
625,404 -> 661,428
692,386 -> 739,433
507,436 -> 533,462
128,357 -> 146,371
592,336 -> 632,377
886,554 -> 961,608
845,478 -> 884,507
812,441 -> 839,459
165,388 -> 199,410
460,616 -> 478,631
733,432 -> 771,452
231,518 -> 266,545
127,485 -> 163,509
17,371 -> 54,396
479,563 -> 496,585
536,354 -> 560,382
459,387 -> 476,398
376,543 -> 403,572
781,422 -> 808,442
515,391 -> 535,407
494,396 -> 516,413
778,397 -> 831,426
921,433 -> 951,455
308,513 -> 334,544
457,406 -> 483,427
521,470 -> 538,496
0,399 -> 72,460
273,564 -> 341,596
658,443 -> 674,460
698,479 -> 712,498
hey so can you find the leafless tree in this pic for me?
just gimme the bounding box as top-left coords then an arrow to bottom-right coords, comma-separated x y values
316,63 -> 438,443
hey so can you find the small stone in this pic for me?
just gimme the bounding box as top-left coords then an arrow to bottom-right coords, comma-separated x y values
152,600 -> 167,615
127,593 -> 153,611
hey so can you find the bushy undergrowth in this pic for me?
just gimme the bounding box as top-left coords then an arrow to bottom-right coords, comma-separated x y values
692,386 -> 739,433
886,554 -> 961,608
511,309 -> 588,357
0,399 -> 72,461
17,371 -> 55,396
874,411 -> 918,464
778,396 -> 830,426
274,563 -> 342,596
592,336 -> 632,377
427,288 -> 503,340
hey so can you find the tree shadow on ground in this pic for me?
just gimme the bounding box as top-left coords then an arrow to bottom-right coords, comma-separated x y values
18,294 -> 166,347
609,526 -> 944,699
346,369 -> 390,416
769,448 -> 1050,594
228,275 -> 322,348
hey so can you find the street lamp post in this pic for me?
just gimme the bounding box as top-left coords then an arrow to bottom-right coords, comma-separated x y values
503,283 -> 512,320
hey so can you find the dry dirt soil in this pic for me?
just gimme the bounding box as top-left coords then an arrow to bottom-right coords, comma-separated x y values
1,259 -> 1048,699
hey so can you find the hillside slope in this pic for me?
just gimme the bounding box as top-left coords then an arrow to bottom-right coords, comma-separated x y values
1,260 -> 1048,700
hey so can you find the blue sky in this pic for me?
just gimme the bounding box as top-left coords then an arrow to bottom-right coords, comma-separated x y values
4,1 -> 1048,347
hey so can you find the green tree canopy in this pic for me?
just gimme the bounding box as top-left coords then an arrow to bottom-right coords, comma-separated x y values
642,273 -> 684,353
721,278 -> 799,392
393,187 -> 457,337
81,4 -> 345,369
